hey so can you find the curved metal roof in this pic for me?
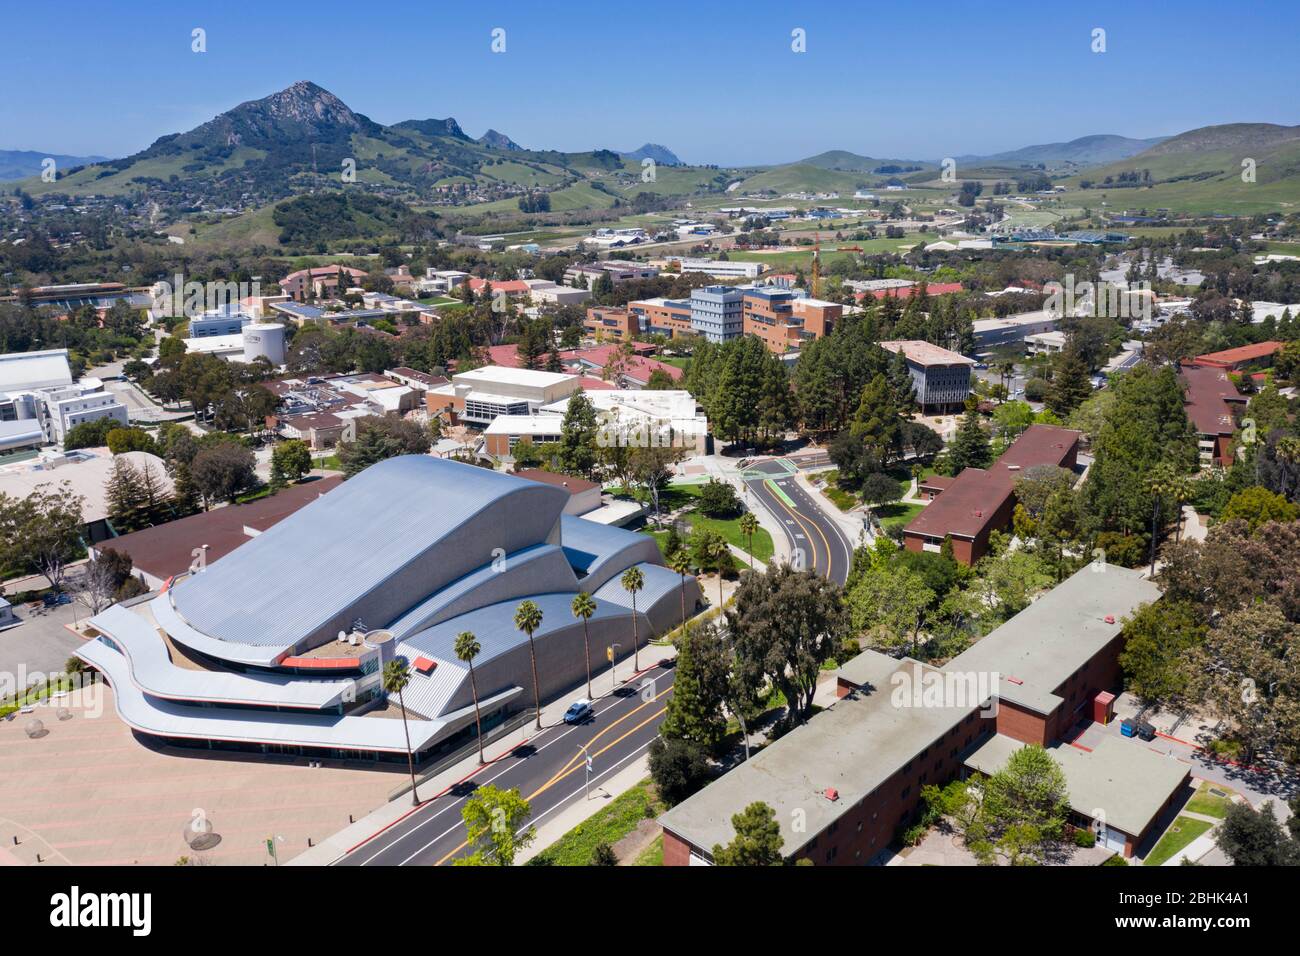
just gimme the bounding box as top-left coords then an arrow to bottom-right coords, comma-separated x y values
170,456 -> 570,653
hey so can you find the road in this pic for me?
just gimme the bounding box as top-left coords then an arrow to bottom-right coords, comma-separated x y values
743,461 -> 853,586
336,659 -> 677,866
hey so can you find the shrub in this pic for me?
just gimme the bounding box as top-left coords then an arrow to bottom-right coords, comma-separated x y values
1073,828 -> 1097,848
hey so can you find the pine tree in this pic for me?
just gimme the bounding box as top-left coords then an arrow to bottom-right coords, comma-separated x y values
948,399 -> 993,473
105,457 -> 145,530
1046,347 -> 1092,417
660,629 -> 726,751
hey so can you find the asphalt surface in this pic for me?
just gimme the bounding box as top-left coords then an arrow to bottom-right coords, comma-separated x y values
745,464 -> 853,586
336,659 -> 677,866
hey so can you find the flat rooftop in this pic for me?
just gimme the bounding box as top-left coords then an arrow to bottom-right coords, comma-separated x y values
452,365 -> 577,388
943,565 -> 1161,715
964,734 -> 1190,838
659,650 -> 978,858
880,340 -> 975,368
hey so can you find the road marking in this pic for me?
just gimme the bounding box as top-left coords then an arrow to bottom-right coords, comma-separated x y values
350,688 -> 638,864
430,705 -> 669,866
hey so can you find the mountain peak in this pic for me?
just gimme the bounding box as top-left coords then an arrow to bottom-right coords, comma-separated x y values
478,128 -> 523,150
622,143 -> 682,166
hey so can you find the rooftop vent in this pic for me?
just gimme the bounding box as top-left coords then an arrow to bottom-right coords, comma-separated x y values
1104,614 -> 1116,625
824,788 -> 839,802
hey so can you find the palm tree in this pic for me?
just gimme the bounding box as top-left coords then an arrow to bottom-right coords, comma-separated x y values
621,566 -> 645,674
1168,472 -> 1192,543
382,659 -> 420,805
514,600 -> 544,729
571,592 -> 596,699
454,631 -> 485,764
738,512 -> 759,568
667,549 -> 692,638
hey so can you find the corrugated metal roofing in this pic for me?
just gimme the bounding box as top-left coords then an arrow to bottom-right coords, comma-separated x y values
170,456 -> 569,651
88,604 -> 354,708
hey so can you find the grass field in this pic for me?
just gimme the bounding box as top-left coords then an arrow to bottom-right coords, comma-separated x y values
527,778 -> 663,866
876,501 -> 924,532
1185,782 -> 1234,819
1143,816 -> 1213,866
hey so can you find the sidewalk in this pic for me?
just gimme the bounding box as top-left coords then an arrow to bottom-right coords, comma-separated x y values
289,639 -> 680,866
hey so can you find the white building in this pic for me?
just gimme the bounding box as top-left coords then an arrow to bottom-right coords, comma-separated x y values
0,349 -> 127,448
430,365 -> 583,426
674,257 -> 763,280
1025,330 -> 1068,356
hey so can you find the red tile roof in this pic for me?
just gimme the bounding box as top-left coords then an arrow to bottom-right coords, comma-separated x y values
1191,341 -> 1283,369
857,282 -> 965,302
466,277 -> 531,295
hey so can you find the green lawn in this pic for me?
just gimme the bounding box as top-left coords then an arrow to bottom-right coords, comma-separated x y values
1143,816 -> 1213,866
634,834 -> 664,866
876,501 -> 924,532
686,514 -> 774,563
1185,782 -> 1234,819
527,778 -> 663,866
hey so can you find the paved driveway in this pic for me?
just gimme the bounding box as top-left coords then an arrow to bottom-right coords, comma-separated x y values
0,600 -> 85,680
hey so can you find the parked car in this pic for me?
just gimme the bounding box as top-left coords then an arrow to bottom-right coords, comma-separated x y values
563,699 -> 593,724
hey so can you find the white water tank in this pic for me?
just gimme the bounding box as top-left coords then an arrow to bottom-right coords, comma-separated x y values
242,322 -> 286,365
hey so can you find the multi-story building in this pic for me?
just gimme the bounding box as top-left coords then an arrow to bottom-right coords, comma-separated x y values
564,260 -> 660,288
741,289 -> 843,354
279,266 -> 368,302
879,340 -> 974,413
1179,363 -> 1247,468
660,565 -> 1186,865
627,297 -> 694,339
426,365 -> 583,426
689,286 -> 745,343
0,349 -> 127,447
188,305 -> 253,338
584,306 -> 639,342
971,310 -> 1059,355
674,257 -> 763,280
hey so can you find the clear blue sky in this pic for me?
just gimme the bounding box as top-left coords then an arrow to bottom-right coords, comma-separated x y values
3,0 -> 1296,165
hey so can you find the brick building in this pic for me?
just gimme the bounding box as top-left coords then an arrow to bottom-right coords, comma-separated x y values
903,424 -> 1081,564
660,565 -> 1186,864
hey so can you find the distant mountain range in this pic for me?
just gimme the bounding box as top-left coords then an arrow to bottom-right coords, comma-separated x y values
956,134 -> 1169,168
0,149 -> 107,181
10,81 -> 1298,226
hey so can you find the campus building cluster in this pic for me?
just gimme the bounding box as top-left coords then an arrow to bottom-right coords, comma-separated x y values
0,348 -> 127,453
660,565 -> 1188,865
77,456 -> 701,765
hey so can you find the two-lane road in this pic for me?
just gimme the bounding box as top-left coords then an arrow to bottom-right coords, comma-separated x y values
336,660 -> 677,866
744,461 -> 853,586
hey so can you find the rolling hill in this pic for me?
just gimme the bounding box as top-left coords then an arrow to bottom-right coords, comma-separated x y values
958,134 -> 1168,169
0,149 -> 108,181
1061,123 -> 1300,214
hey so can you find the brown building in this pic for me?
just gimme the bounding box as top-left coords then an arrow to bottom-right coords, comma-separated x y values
903,424 -> 1081,564
660,565 -> 1183,864
628,297 -> 693,338
584,306 -> 639,342
279,266 -> 368,302
741,289 -> 842,354
1179,363 -> 1248,468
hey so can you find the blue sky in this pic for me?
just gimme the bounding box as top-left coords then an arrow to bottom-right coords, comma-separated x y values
3,0 -> 1297,165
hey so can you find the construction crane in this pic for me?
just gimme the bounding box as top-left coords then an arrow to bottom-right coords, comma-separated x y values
811,232 -> 822,298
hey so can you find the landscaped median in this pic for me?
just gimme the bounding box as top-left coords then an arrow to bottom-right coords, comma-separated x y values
526,778 -> 664,866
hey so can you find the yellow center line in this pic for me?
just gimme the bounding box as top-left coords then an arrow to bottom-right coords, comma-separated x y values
542,683 -> 674,790
431,689 -> 674,866
770,484 -> 824,571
